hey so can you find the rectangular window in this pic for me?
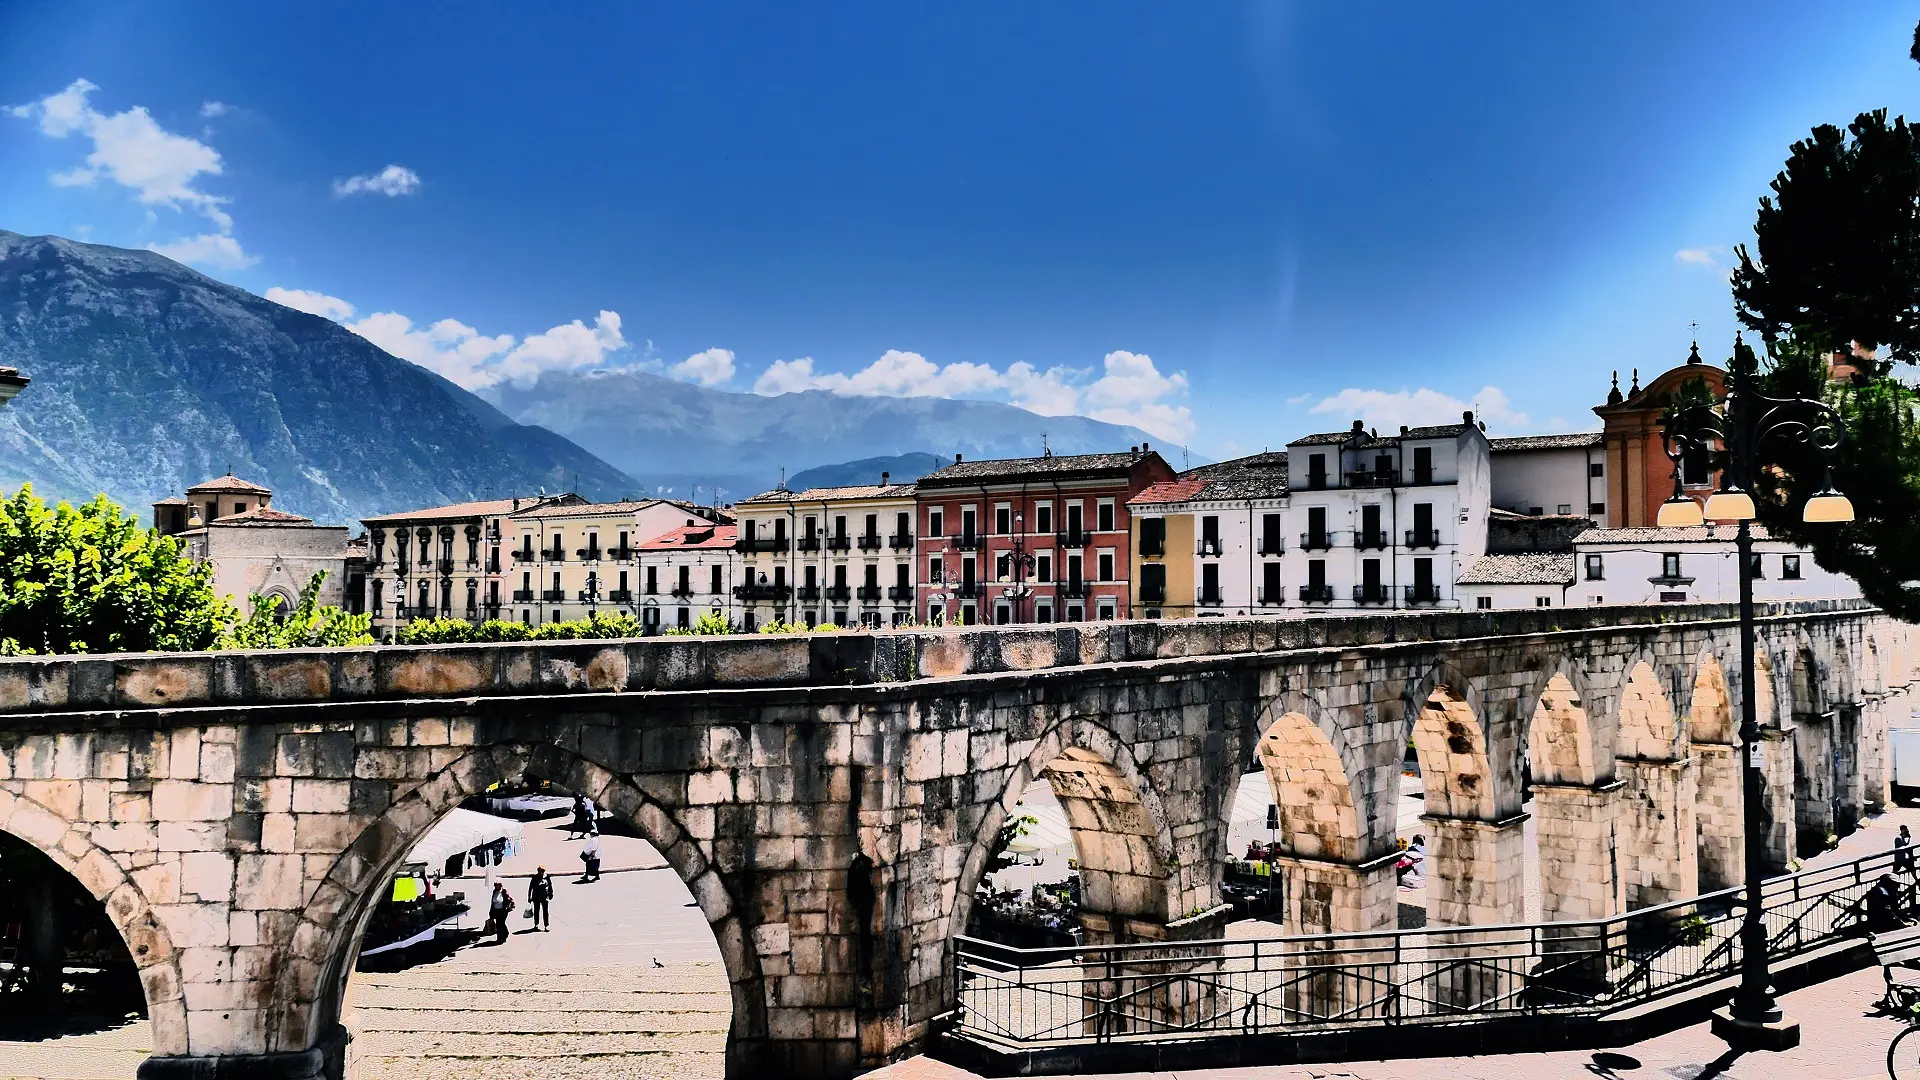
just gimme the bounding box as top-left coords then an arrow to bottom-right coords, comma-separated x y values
1414,557 -> 1434,591
1662,552 -> 1682,578
1590,502 -> 1606,516
864,513 -> 878,539
803,515 -> 817,538
1036,554 -> 1051,582
1067,554 -> 1084,584
1141,517 -> 1166,556
996,506 -> 1011,535
1066,502 -> 1083,538
1261,562 -> 1280,603
929,556 -> 944,583
619,570 -> 630,592
1308,506 -> 1328,546
646,566 -> 658,594
1589,462 -> 1605,478
1308,453 -> 1327,489
1308,559 -> 1326,587
711,565 -> 723,594
1749,553 -> 1766,580
1097,500 -> 1115,532
1200,515 -> 1220,554
833,515 -> 847,538
1413,446 -> 1433,483
833,565 -> 848,588
1477,595 -> 1493,610
929,508 -> 944,536
1783,555 -> 1802,579
1536,596 -> 1552,607
1140,564 -> 1166,603
1584,553 -> 1604,580
1261,513 -> 1282,554
1557,504 -> 1572,515
1200,562 -> 1220,603
1098,552 -> 1114,581
895,564 -> 909,589
1036,504 -> 1053,534
961,508 -> 976,540
678,566 -> 691,593
1361,504 -> 1381,547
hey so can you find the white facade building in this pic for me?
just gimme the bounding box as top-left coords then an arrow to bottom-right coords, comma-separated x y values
1487,432 -> 1607,519
503,499 -> 731,625
633,523 -> 740,632
1284,415 -> 1491,611
1565,526 -> 1861,607
1127,453 -> 1290,619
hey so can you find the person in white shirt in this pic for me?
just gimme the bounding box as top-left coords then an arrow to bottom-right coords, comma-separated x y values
579,829 -> 602,883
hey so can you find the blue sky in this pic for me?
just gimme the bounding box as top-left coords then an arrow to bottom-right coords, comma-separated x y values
4,3 -> 1918,458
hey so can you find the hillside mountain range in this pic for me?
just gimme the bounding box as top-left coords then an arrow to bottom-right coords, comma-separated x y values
478,369 -> 1177,504
0,230 -> 637,523
789,453 -> 957,491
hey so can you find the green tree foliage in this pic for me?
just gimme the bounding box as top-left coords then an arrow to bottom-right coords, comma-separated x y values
215,571 -> 373,650
1726,29 -> 1920,619
985,813 -> 1039,881
394,611 -> 649,645
663,611 -> 734,636
0,484 -> 231,654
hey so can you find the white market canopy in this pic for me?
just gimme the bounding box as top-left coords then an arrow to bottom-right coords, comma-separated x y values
405,808 -> 525,868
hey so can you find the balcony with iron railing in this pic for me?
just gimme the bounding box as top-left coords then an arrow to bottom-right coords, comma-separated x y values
1256,588 -> 1284,606
795,535 -> 822,552
512,589 -> 535,602
1195,539 -> 1223,557
1059,581 -> 1090,598
607,546 -> 635,561
544,549 -> 566,563
608,589 -> 634,603
735,536 -> 786,553
575,547 -> 602,562
1056,531 -> 1093,548
887,585 -> 915,601
824,585 -> 852,601
1344,469 -> 1398,489
1300,531 -> 1335,551
856,585 -> 883,601
950,533 -> 984,551
1405,582 -> 1443,604
1354,529 -> 1390,550
827,535 -> 852,552
1256,538 -> 1285,555
857,534 -> 883,552
952,582 -> 982,599
670,585 -> 695,598
797,585 -> 822,601
888,533 -> 915,550
1298,583 -> 1334,603
541,589 -> 566,602
515,548 -> 535,563
1352,583 -> 1391,605
733,583 -> 793,601
1405,528 -> 1441,549
1196,588 -> 1224,606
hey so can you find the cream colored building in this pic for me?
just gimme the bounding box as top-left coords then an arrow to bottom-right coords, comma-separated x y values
634,523 -> 740,632
733,482 -> 919,629
360,494 -> 583,638
153,475 -> 349,615
503,499 -> 733,625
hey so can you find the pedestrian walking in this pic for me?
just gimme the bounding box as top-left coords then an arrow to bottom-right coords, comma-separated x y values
1898,824 -> 1915,876
487,882 -> 515,944
567,793 -> 592,839
579,829 -> 602,883
528,867 -> 553,931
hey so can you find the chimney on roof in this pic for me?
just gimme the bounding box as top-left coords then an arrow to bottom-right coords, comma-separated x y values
512,498 -> 520,511
1351,419 -> 1364,433
1130,445 -> 1138,453
1142,441 -> 1150,452
1463,410 -> 1474,424
881,471 -> 890,486
1400,425 -> 1409,436
955,453 -> 963,462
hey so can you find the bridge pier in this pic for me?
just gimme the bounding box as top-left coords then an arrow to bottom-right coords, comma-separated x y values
1759,726 -> 1796,873
1793,711 -> 1838,854
1615,756 -> 1698,911
1862,693 -> 1892,814
1530,781 -> 1622,922
1421,813 -> 1526,927
1694,741 -> 1742,891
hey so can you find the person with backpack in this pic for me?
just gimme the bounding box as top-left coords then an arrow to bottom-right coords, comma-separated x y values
488,882 -> 516,944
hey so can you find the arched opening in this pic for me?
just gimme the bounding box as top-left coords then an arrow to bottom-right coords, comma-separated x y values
1407,682 -> 1521,928
1615,660 -> 1698,909
1245,711 -> 1380,936
1789,646 -> 1837,857
0,828 -> 153,1074
288,751 -> 753,1080
1523,672 -> 1619,923
1691,654 -> 1744,890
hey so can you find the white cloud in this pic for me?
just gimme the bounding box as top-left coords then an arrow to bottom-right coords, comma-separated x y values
265,287 -> 354,321
347,312 -> 516,388
1674,247 -> 1717,265
9,79 -> 234,230
493,311 -> 626,385
751,347 -> 1194,443
200,101 -> 230,118
1308,384 -> 1529,433
333,165 -> 421,198
670,347 -> 736,387
147,232 -> 257,270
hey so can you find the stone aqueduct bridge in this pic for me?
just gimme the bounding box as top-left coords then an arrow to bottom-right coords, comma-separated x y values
0,601 -> 1908,1079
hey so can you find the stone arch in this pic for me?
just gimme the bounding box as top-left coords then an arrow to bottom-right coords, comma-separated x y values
949,716 -> 1183,946
270,742 -> 762,1071
1617,659 -> 1685,762
0,787 -> 185,1054
1526,673 -> 1599,787
1405,668 -> 1497,822
1255,710 -> 1361,864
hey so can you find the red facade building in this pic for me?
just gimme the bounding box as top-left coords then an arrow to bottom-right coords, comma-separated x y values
913,448 -> 1174,625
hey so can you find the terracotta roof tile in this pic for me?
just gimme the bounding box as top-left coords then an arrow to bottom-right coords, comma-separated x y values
640,524 -> 738,550
1489,432 -> 1605,452
186,474 -> 272,494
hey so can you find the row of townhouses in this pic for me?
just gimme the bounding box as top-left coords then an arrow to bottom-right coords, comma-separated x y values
154,341 -> 1862,633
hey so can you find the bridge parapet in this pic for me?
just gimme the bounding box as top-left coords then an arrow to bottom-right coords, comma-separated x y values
0,599 -> 1872,718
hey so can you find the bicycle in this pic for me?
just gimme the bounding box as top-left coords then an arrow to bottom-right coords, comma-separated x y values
1889,1018 -> 1920,1079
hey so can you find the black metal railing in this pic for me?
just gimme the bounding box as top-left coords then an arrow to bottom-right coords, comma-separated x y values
1405,583 -> 1443,603
670,586 -> 694,599
735,536 -> 785,552
1344,469 -> 1396,488
575,548 -> 601,562
540,589 -> 566,601
1406,528 -> 1441,549
856,585 -> 883,601
1141,540 -> 1165,558
733,583 -> 792,601
1057,531 -> 1093,548
953,847 -> 1903,1052
951,533 -> 984,551
1196,539 -> 1223,556
1300,532 -> 1334,552
607,589 -> 634,603
1197,589 -> 1224,606
798,536 -> 823,552
857,534 -> 883,551
827,535 -> 852,552
1256,588 -> 1283,605
1059,581 -> 1090,598
1298,583 -> 1334,602
512,589 -> 534,602
1256,539 -> 1284,555
953,582 -> 983,599
824,585 -> 851,601
1353,584 -> 1390,604
797,585 -> 821,601
545,549 -> 566,563
607,547 -> 635,561
888,585 -> 915,601
889,533 -> 915,550
1354,530 -> 1389,550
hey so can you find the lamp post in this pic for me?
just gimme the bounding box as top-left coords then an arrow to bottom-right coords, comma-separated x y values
1658,334 -> 1853,1051
999,512 -> 1037,624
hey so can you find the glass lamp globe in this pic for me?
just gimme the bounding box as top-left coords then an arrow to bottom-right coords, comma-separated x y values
1704,488 -> 1756,521
1656,496 -> 1705,528
1802,491 -> 1855,523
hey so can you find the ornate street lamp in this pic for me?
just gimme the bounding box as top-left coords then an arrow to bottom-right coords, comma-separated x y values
997,512 -> 1038,623
1659,335 -> 1852,1051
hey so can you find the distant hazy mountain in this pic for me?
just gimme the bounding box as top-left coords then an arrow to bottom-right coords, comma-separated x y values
789,453 -> 957,491
480,368 -> 1177,504
0,231 -> 638,523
